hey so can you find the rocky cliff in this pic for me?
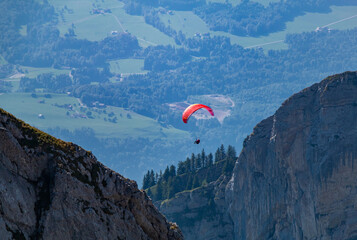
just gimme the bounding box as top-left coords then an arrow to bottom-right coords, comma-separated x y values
0,108 -> 182,239
227,71 -> 357,239
159,174 -> 233,240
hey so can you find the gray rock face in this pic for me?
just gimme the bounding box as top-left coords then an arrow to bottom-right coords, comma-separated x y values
0,109 -> 183,240
159,175 -> 234,240
226,71 -> 357,239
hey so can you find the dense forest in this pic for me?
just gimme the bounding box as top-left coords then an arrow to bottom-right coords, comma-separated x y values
143,145 -> 236,201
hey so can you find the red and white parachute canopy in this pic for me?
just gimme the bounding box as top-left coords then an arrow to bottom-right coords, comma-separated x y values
182,104 -> 214,123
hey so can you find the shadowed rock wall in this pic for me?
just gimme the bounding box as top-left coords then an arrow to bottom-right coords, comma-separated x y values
227,71 -> 357,239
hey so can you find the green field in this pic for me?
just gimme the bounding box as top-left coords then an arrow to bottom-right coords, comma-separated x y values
206,0 -> 280,7
252,0 -> 281,7
0,55 -> 7,65
160,5 -> 357,51
206,0 -> 280,6
49,0 -> 176,47
109,59 -> 147,74
21,66 -> 70,78
0,93 -> 188,140
206,0 -> 241,6
19,25 -> 27,36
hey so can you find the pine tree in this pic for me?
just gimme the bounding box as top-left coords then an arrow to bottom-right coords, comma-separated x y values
201,149 -> 206,167
220,144 -> 226,160
167,177 -> 179,199
156,179 -> 163,200
227,145 -> 236,160
142,170 -> 150,189
163,166 -> 170,181
149,169 -> 156,187
185,157 -> 191,172
223,158 -> 235,174
177,161 -> 185,175
159,170 -> 163,180
191,153 -> 196,172
169,165 -> 176,177
207,153 -> 213,166
195,153 -> 202,169
215,147 -> 221,162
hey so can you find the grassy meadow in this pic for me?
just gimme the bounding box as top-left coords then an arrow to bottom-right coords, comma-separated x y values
0,55 -> 7,65
0,93 -> 189,140
21,66 -> 70,78
206,0 -> 281,7
49,0 -> 176,47
109,59 -> 146,74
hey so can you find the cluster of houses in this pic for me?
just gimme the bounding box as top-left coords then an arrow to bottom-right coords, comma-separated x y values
92,101 -> 106,108
157,7 -> 173,15
315,27 -> 331,33
194,32 -> 210,39
71,113 -> 87,119
37,100 -> 107,120
91,8 -> 111,15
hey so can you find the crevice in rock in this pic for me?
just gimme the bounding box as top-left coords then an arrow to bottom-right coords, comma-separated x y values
30,163 -> 55,240
6,224 -> 26,240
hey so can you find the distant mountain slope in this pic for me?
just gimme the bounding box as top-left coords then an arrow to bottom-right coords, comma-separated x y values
0,108 -> 182,240
156,71 -> 357,239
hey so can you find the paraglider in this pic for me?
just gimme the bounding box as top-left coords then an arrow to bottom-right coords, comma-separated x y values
182,104 -> 214,123
182,103 -> 214,144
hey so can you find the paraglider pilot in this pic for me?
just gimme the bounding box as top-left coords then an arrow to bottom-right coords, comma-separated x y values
182,103 -> 214,146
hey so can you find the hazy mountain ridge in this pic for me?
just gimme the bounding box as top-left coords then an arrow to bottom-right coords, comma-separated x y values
0,108 -> 182,240
157,71 -> 357,239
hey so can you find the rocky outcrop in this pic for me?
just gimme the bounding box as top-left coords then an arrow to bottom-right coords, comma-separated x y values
0,108 -> 182,240
159,175 -> 234,240
227,71 -> 357,239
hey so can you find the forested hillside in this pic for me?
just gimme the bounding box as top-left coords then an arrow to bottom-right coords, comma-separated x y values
124,0 -> 357,37
193,0 -> 353,36
143,144 -> 236,201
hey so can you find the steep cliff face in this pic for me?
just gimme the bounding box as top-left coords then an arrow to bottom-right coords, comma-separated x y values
227,71 -> 357,239
0,109 -> 182,240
